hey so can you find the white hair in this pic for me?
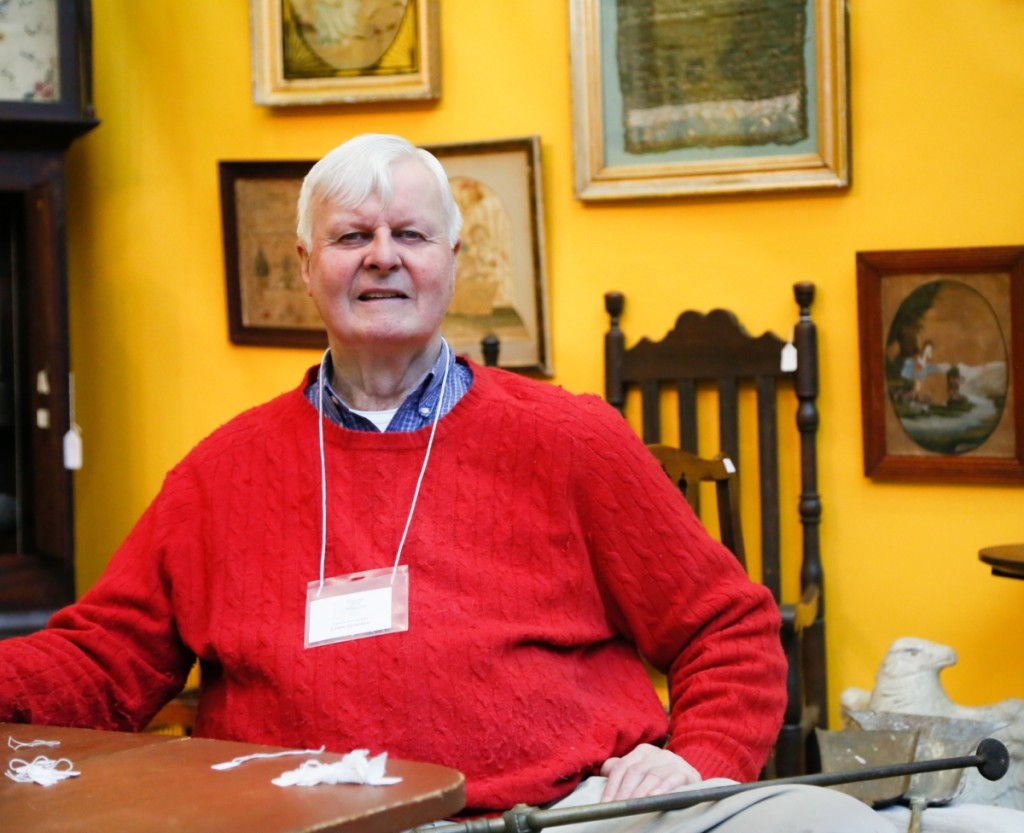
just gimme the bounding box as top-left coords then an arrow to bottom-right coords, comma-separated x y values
296,133 -> 462,249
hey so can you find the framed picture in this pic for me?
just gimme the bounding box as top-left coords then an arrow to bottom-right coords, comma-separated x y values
569,0 -> 849,200
249,0 -> 441,105
856,246 -> 1024,483
219,136 -> 553,375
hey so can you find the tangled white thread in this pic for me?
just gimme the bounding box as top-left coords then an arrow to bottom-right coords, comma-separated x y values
272,749 -> 402,787
5,756 -> 80,787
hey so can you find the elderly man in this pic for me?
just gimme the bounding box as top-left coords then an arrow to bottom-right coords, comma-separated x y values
0,135 -> 890,832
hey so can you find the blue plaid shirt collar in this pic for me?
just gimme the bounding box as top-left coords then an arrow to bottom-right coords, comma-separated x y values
304,341 -> 472,432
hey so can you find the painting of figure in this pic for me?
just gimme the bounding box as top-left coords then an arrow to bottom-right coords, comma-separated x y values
884,279 -> 1009,455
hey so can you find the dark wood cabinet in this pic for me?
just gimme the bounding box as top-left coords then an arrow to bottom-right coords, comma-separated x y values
0,0 -> 98,637
0,156 -> 75,635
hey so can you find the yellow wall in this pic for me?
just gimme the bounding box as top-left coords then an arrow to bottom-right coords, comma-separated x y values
65,2 -> 1024,722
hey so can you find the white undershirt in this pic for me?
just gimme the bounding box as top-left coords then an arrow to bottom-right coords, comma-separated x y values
348,407 -> 399,432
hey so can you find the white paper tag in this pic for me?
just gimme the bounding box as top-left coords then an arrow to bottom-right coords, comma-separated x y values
305,566 -> 409,648
780,342 -> 798,372
63,428 -> 83,470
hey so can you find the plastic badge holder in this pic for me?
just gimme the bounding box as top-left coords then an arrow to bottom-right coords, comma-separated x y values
305,566 -> 409,648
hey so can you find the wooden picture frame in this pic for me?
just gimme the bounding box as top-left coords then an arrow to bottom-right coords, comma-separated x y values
249,0 -> 440,105
569,0 -> 849,200
856,246 -> 1024,483
219,137 -> 552,375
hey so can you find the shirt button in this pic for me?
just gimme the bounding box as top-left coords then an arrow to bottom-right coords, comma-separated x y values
419,407 -> 431,417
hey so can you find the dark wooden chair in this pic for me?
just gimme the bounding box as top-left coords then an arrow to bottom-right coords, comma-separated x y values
647,445 -> 746,568
604,282 -> 825,778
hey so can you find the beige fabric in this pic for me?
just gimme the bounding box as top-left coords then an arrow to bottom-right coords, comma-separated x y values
878,803 -> 1024,833
543,776 -> 897,833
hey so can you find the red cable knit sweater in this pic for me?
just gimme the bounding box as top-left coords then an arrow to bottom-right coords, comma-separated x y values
0,362 -> 785,810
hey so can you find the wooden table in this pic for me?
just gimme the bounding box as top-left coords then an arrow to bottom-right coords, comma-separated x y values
979,544 -> 1024,580
0,723 -> 465,833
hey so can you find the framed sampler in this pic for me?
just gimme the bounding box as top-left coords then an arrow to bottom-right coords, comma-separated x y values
569,0 -> 850,200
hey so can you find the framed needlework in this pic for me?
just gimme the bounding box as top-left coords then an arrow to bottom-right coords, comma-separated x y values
219,159 -> 320,348
569,0 -> 850,200
857,246 -> 1024,483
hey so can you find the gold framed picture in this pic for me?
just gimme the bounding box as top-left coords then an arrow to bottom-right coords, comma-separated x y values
250,0 -> 441,105
569,0 -> 850,200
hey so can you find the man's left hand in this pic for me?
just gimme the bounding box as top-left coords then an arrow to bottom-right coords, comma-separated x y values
599,743 -> 702,801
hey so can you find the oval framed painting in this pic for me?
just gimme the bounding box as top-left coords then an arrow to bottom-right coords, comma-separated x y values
857,246 -> 1024,483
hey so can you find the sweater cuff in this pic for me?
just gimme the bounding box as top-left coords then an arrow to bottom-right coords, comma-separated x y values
667,736 -> 765,784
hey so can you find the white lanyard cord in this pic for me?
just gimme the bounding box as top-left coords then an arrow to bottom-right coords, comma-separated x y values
390,343 -> 450,581
316,342 -> 451,592
317,348 -> 330,593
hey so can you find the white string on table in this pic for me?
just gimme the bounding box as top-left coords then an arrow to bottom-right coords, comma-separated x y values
7,737 -> 61,751
211,745 -> 327,771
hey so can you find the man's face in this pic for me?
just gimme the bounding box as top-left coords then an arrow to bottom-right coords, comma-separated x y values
298,158 -> 459,355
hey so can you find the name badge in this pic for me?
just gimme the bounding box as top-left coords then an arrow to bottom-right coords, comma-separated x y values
305,566 -> 409,648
